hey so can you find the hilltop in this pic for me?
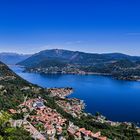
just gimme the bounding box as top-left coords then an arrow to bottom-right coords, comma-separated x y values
18,49 -> 140,81
18,49 -> 140,67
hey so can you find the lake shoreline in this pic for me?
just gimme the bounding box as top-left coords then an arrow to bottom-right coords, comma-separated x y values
12,65 -> 140,82
23,68 -> 140,82
10,65 -> 140,125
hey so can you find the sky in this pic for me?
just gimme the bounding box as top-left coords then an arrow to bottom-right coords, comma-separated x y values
0,0 -> 140,55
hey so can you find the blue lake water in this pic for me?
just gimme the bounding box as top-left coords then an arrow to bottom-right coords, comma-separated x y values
10,65 -> 140,124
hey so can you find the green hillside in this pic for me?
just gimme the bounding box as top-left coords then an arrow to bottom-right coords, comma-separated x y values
18,49 -> 140,81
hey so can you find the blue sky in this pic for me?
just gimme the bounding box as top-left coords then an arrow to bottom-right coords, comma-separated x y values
0,0 -> 140,55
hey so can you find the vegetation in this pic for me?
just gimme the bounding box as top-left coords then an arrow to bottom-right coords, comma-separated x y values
43,95 -> 140,140
18,49 -> 140,81
0,62 -> 45,110
18,49 -> 140,67
1,60 -> 140,139
0,111 -> 32,140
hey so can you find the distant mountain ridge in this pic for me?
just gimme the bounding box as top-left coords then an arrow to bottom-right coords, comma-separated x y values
17,49 -> 140,81
18,49 -> 140,67
0,52 -> 31,65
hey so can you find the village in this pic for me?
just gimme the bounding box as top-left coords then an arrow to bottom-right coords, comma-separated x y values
8,86 -> 140,140
26,65 -> 87,76
47,87 -> 73,98
1,0 -> 140,139
0,75 -> 16,81
9,97 -> 107,140
2,78 -> 139,140
56,98 -> 85,118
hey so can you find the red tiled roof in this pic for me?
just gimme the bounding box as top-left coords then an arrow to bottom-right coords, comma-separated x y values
98,136 -> 107,140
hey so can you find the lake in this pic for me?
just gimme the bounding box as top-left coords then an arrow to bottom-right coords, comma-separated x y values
10,65 -> 140,124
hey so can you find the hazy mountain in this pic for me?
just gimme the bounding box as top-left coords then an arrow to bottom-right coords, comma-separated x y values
0,52 -> 31,65
18,49 -> 140,67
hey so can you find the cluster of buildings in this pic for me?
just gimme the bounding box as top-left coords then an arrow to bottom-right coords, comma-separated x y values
94,115 -> 122,127
27,65 -> 87,75
10,119 -> 46,140
9,95 -> 140,140
20,98 -> 67,139
47,87 -> 73,98
56,98 -> 84,118
68,122 -> 107,140
0,75 -> 16,81
11,98 -> 107,140
30,106 -> 67,139
20,98 -> 45,110
9,97 -> 107,140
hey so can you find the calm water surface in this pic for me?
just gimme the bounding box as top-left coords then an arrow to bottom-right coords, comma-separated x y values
10,65 -> 140,123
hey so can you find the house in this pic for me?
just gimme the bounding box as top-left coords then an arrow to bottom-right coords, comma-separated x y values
9,109 -> 17,114
33,101 -> 45,109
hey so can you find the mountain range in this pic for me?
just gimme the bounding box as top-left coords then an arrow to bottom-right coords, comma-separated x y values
17,49 -> 140,67
1,49 -> 140,80
0,52 -> 31,65
17,49 -> 140,81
